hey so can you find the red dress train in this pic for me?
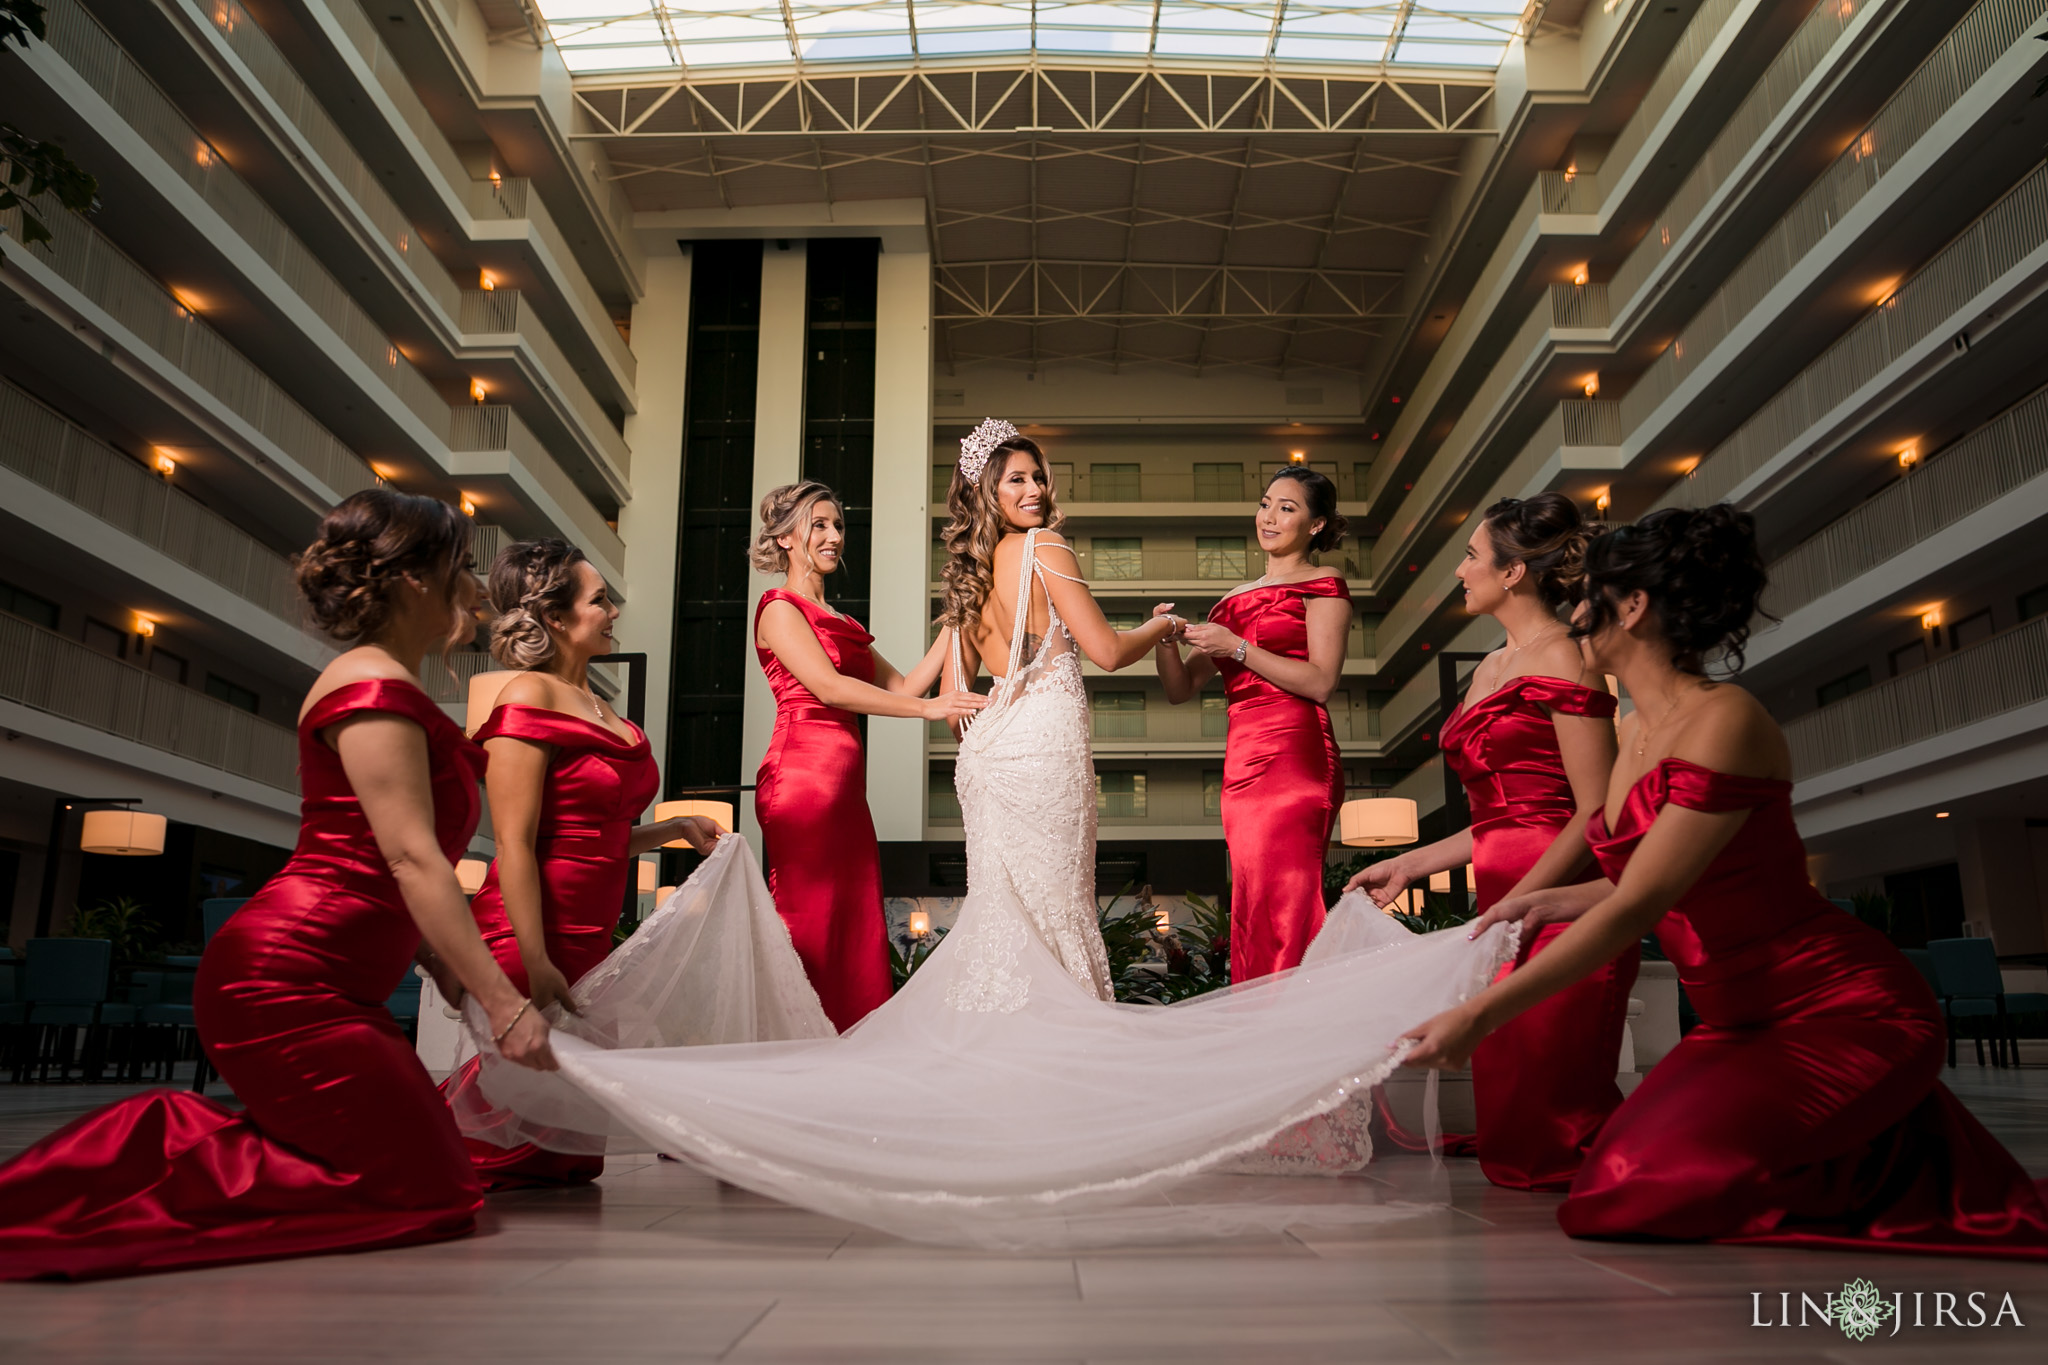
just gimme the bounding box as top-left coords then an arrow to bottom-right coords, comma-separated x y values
1439,675 -> 1637,1191
753,589 -> 892,1031
0,680 -> 488,1280
1209,577 -> 1350,982
442,703 -> 658,1190
1561,758 -> 2048,1257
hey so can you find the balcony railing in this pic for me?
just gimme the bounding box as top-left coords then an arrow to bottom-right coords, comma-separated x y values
1787,613 -> 2048,779
0,379 -> 318,637
37,0 -> 459,441
0,613 -> 298,791
0,203 -> 376,501
1659,156 -> 2048,514
1767,379 -> 2048,618
1622,0 -> 2041,436
1610,0 -> 1878,310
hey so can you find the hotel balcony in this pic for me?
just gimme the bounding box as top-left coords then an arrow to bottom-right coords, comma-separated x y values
6,0 -> 632,514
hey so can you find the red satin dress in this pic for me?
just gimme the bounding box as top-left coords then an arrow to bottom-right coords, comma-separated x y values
1210,577 -> 1350,982
1440,675 -> 1637,1191
0,680 -> 488,1280
1561,758 -> 2048,1257
443,703 -> 658,1190
754,588 -> 891,1031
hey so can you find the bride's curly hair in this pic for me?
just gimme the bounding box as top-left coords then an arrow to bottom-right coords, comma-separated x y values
938,435 -> 1063,633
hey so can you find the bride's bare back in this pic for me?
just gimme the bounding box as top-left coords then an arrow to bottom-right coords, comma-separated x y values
967,533 -> 1058,679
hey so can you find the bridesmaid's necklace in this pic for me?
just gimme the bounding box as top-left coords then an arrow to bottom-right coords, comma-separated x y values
1483,622 -> 1563,694
1633,678 -> 1704,757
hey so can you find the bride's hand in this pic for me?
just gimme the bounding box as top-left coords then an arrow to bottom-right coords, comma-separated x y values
1149,603 -> 1184,641
1345,857 -> 1411,906
922,688 -> 988,724
1398,1002 -> 1486,1071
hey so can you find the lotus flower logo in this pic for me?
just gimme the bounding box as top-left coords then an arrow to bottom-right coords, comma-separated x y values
1833,1279 -> 1896,1342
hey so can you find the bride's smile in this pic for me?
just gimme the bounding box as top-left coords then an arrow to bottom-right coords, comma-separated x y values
997,453 -> 1050,529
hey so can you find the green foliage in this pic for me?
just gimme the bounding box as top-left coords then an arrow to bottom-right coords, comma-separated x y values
889,924 -> 948,990
1323,847 -> 1400,908
2,3 -> 102,262
1850,890 -> 1895,938
1385,889 -> 1479,936
68,896 -> 161,963
1,0 -> 45,48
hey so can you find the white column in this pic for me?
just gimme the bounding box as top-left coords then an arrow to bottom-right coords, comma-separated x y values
867,243 -> 933,842
616,249 -> 692,786
740,241 -> 808,843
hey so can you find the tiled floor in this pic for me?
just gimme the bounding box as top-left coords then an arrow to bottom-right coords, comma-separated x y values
2,1056 -> 2043,1362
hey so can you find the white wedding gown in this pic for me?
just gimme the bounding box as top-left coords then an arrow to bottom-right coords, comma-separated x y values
469,531 -> 1516,1248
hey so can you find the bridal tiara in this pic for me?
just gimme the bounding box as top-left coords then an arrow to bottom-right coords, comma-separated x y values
958,417 -> 1019,482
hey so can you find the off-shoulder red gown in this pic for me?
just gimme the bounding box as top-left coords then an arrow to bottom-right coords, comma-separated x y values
1440,675 -> 1637,1190
1562,758 -> 2048,1257
444,702 -> 658,1190
1209,577 -> 1350,981
0,679 -> 488,1280
754,588 -> 891,1030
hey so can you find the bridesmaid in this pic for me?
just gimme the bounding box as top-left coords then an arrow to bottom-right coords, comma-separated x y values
1404,505 -> 2048,1257
443,538 -> 723,1190
1348,494 -> 1629,1190
752,481 -> 983,1030
0,490 -> 555,1280
1157,467 -> 1351,981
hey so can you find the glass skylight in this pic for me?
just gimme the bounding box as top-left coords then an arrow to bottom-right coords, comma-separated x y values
542,1 -> 1523,76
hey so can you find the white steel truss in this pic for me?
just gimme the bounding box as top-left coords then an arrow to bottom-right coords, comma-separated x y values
935,259 -> 1404,323
570,64 -> 1494,139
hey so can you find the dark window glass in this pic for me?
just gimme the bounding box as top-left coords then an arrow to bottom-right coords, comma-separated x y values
1888,640 -> 1926,677
147,648 -> 187,685
83,618 -> 126,659
0,580 -> 58,629
802,238 -> 879,629
1949,609 -> 1993,651
205,674 -> 260,714
1815,667 -> 1872,708
2018,583 -> 2048,622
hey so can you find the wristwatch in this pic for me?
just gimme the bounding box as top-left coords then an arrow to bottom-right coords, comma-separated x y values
1231,638 -> 1249,663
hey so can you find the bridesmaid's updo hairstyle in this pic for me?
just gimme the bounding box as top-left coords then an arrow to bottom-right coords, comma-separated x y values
1482,492 -> 1590,609
750,480 -> 839,575
1264,467 -> 1347,554
294,489 -> 473,643
487,538 -> 587,670
1574,504 -> 1772,675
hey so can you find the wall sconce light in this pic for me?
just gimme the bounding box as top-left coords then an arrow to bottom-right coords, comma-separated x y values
195,144 -> 215,169
1935,811 -> 1950,819
478,270 -> 496,292
1563,161 -> 1578,183
154,450 -> 176,477
1921,609 -> 1942,631
1898,444 -> 1919,470
1595,491 -> 1611,515
1288,450 -> 1307,463
1571,265 -> 1589,287
469,379 -> 487,404
1582,374 -> 1600,398
459,495 -> 477,518
489,168 -> 502,188
134,616 -> 155,638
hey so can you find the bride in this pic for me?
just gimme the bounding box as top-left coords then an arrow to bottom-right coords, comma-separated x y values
467,421 -> 1517,1249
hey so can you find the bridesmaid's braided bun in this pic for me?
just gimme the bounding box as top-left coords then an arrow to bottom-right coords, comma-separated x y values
1576,504 -> 1771,675
293,489 -> 473,643
1481,492 -> 1589,609
487,538 -> 588,670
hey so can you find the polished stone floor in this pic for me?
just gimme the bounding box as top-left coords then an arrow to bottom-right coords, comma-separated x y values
1,1054 -> 2043,1363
